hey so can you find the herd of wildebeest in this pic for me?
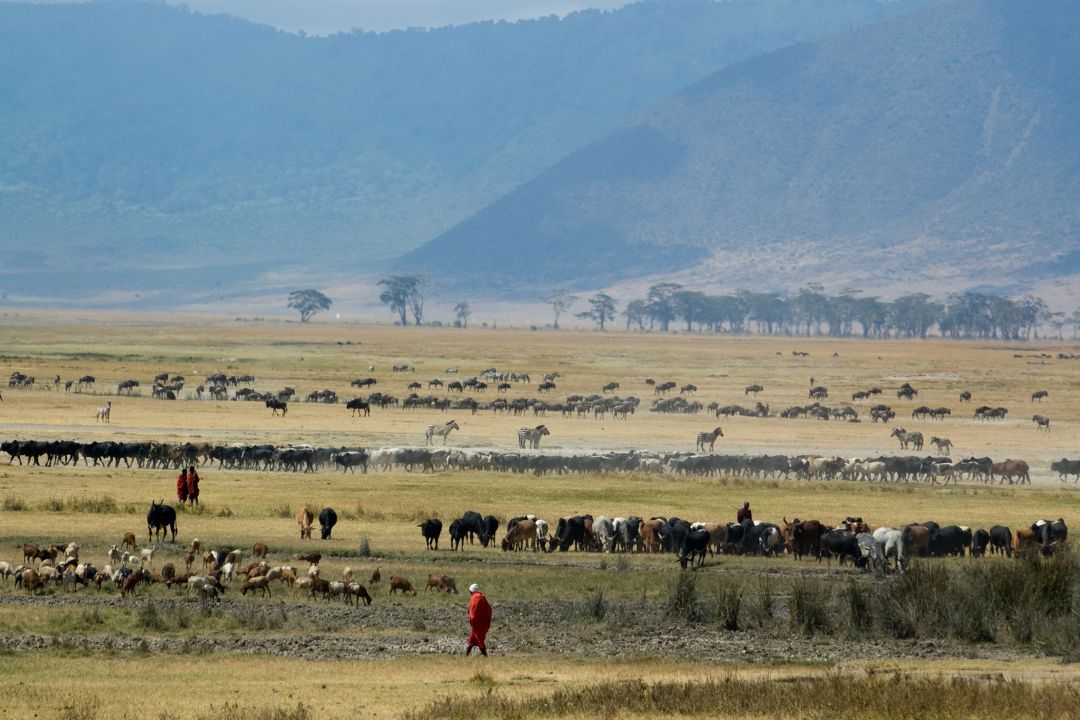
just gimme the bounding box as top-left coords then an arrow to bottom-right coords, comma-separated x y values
2,364 -> 1078,485
1,357 -> 1075,603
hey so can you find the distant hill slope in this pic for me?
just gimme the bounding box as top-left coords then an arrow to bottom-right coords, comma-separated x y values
0,0 -> 920,306
407,0 -> 1080,298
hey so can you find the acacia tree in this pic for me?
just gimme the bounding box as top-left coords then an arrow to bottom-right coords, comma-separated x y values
378,275 -> 428,325
542,290 -> 577,329
454,301 -> 472,328
287,289 -> 332,323
623,299 -> 647,331
577,292 -> 617,330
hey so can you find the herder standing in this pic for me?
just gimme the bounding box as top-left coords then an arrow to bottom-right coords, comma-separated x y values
466,583 -> 492,656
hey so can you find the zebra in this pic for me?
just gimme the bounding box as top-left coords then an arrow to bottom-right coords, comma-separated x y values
425,420 -> 460,445
517,425 -> 550,449
696,427 -> 724,452
96,401 -> 112,423
1032,415 -> 1051,431
890,427 -> 923,451
929,436 -> 953,455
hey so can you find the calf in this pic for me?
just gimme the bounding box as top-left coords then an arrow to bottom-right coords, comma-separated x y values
389,576 -> 416,596
296,506 -> 314,539
425,574 -> 459,593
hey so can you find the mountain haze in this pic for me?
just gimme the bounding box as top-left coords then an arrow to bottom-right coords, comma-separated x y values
409,0 -> 1080,300
0,0 -> 920,306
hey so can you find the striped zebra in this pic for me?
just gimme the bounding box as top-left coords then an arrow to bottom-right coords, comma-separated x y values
517,424 -> 550,449
929,436 -> 953,455
425,420 -> 459,445
695,426 -> 724,452
890,427 -> 923,451
96,401 -> 111,423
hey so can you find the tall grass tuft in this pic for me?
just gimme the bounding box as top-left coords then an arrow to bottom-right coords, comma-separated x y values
357,536 -> 373,557
2,495 -> 27,511
788,578 -> 831,636
666,572 -> 702,622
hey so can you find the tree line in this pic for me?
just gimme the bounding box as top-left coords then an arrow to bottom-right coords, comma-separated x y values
290,278 -> 1078,340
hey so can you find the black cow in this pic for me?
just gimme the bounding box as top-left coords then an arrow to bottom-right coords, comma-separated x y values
448,519 -> 467,551
663,518 -> 691,555
928,525 -> 970,557
677,530 -> 710,569
419,519 -> 442,550
970,528 -> 990,558
818,530 -> 863,566
989,525 -> 1013,556
147,500 -> 177,544
458,511 -> 485,546
481,515 -> 500,548
551,516 -> 589,552
1033,518 -> 1068,554
319,508 -> 338,539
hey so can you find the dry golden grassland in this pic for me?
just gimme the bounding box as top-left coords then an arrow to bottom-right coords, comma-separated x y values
1,316 -> 1079,719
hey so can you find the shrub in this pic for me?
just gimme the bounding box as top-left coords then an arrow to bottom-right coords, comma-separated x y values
788,579 -> 831,636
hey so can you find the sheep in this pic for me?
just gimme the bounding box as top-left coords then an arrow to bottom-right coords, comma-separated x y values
108,544 -> 123,565
21,568 -> 42,595
294,577 -> 312,596
202,551 -> 216,571
240,575 -> 272,598
327,581 -> 347,601
298,552 -> 321,567
279,568 -> 297,587
369,566 -> 381,584
140,547 -> 155,568
0,561 -> 13,585
226,549 -> 244,566
342,566 -> 353,582
308,576 -> 330,600
120,568 -> 146,597
346,583 -> 373,606
183,550 -> 195,572
160,563 -> 176,582
122,532 -> 137,550
220,562 -> 235,582
389,576 -> 416,596
190,538 -> 201,552
65,543 -> 79,561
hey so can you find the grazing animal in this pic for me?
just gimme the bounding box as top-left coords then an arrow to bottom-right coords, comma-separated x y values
369,566 -> 381,584
241,575 -> 272,598
1031,390 -> 1049,402
296,506 -> 314,539
695,427 -> 724,453
146,500 -> 177,544
346,399 -> 371,416
426,574 -> 459,593
297,552 -> 321,567
265,398 -> 288,416
518,425 -> 550,449
425,420 -> 460,445
346,583 -> 373,605
319,508 -> 338,539
252,542 -> 268,558
959,391 -> 972,403
1051,459 -> 1080,482
1032,414 -> 1051,431
96,401 -> 112,423
744,384 -> 764,396
122,533 -> 137,550
389,576 -> 416,595
419,519 -> 443,550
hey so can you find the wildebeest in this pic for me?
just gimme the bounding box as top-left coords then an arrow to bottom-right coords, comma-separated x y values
146,500 -> 177,544
1051,459 -> 1080,482
745,384 -> 764,397
319,508 -> 338,539
346,399 -> 371,416
1031,390 -> 1049,402
419,519 -> 442,550
959,390 -> 972,402
1032,414 -> 1050,431
265,398 -> 287,416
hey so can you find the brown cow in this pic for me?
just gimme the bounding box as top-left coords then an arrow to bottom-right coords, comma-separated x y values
425,574 -> 459,593
389,576 -> 416,596
1014,528 -> 1040,556
501,519 -> 537,551
296,506 -> 314,539
991,459 -> 1030,485
639,519 -> 665,553
786,518 -> 828,560
903,525 -> 930,557
701,523 -> 725,556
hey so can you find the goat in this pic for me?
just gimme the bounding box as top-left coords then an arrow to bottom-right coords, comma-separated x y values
389,576 -> 417,596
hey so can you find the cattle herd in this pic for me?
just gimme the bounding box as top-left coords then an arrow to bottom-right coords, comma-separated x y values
420,511 -> 1070,574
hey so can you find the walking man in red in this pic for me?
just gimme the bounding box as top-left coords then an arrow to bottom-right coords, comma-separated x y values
176,468 -> 188,506
466,583 -> 492,656
186,466 -> 200,507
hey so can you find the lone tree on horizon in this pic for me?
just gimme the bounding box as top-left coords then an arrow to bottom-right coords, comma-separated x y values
454,301 -> 472,328
577,292 -> 617,330
542,290 -> 577,329
288,289 -> 333,322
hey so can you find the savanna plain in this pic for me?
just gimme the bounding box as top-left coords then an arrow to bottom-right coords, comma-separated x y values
1,315 -> 1079,719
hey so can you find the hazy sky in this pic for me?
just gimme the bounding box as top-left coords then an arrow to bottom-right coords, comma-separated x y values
8,1 -> 636,34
